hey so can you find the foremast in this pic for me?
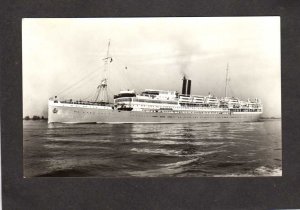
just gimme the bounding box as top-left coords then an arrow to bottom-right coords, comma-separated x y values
95,40 -> 113,104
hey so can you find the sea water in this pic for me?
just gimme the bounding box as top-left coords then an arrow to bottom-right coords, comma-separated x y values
23,119 -> 282,177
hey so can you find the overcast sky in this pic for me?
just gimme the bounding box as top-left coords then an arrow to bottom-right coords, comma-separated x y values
22,17 -> 280,117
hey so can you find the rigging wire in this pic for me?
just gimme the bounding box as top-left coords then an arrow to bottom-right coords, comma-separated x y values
60,74 -> 100,99
58,66 -> 104,95
59,74 -> 99,99
56,63 -> 105,97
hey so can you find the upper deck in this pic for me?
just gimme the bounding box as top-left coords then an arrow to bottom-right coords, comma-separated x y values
113,89 -> 263,113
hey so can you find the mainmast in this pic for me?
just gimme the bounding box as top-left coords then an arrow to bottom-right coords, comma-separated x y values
225,63 -> 229,98
95,40 -> 113,103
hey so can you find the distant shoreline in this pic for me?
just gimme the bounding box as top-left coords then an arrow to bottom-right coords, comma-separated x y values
23,115 -> 48,121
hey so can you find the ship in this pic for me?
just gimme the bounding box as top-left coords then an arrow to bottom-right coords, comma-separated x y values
48,42 -> 263,124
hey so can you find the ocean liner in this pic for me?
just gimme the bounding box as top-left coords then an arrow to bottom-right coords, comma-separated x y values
48,42 -> 263,123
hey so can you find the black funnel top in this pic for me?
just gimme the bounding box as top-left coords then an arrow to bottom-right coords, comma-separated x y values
187,80 -> 192,95
182,76 -> 187,95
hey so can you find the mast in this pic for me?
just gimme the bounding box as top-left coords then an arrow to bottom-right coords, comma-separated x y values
95,40 -> 112,103
225,63 -> 229,98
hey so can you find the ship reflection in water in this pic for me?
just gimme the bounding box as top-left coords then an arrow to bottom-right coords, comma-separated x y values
23,119 -> 281,177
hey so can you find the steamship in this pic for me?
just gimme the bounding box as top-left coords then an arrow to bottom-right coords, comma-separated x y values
48,43 -> 263,123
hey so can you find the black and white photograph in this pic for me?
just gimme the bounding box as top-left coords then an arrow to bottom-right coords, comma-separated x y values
22,17 -> 281,177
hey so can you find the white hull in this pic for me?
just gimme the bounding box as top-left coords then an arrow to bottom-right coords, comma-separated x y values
48,102 -> 262,124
